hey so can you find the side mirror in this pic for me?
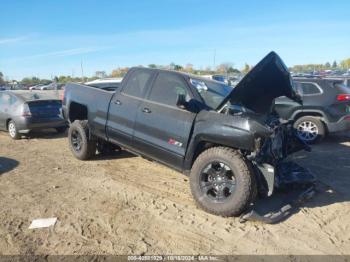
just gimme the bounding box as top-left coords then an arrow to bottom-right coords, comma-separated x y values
176,94 -> 187,109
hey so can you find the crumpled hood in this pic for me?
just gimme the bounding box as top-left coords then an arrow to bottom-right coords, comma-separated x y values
217,51 -> 301,114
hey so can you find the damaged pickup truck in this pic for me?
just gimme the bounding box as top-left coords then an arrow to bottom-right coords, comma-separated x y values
62,52 -> 315,217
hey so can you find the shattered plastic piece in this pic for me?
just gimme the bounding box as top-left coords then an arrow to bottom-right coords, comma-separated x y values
275,162 -> 316,189
239,185 -> 316,224
28,217 -> 57,229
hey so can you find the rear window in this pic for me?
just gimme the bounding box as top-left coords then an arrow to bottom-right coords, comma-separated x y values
346,79 -> 350,88
87,82 -> 120,91
16,92 -> 60,101
296,82 -> 322,95
123,70 -> 153,98
0,93 -> 17,105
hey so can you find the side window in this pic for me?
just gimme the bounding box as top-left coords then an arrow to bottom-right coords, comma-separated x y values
123,70 -> 153,98
10,95 -> 17,105
0,93 -> 11,105
148,73 -> 190,106
299,82 -> 322,95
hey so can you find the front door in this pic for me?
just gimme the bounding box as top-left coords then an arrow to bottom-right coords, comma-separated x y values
133,72 -> 196,170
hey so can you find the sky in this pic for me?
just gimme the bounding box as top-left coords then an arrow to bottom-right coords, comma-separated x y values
1,0 -> 350,80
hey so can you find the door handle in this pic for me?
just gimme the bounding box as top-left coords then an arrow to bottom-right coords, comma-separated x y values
142,107 -> 151,113
114,100 -> 122,105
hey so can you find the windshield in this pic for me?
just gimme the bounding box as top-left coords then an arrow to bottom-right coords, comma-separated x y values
190,78 -> 232,109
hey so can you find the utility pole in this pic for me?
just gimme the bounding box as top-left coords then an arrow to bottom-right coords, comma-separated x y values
81,60 -> 84,83
213,49 -> 216,70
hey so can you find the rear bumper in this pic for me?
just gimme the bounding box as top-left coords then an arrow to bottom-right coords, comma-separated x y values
327,115 -> 350,133
15,116 -> 67,133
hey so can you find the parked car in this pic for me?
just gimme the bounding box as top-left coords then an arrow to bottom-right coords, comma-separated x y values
40,83 -> 56,90
28,84 -> 42,90
324,76 -> 350,88
0,90 -> 67,139
275,77 -> 350,143
62,52 -> 314,217
201,74 -> 229,85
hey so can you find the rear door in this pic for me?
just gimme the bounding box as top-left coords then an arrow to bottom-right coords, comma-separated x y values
133,72 -> 197,170
297,81 -> 326,111
0,93 -> 13,129
106,69 -> 154,148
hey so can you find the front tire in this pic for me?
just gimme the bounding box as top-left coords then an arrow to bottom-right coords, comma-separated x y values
68,120 -> 96,160
190,147 -> 255,217
8,120 -> 21,140
294,116 -> 325,144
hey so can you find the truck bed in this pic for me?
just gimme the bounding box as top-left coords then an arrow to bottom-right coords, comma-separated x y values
63,83 -> 115,139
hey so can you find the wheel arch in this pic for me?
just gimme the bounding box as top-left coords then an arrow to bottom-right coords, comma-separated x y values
68,101 -> 88,123
292,111 -> 328,132
5,118 -> 12,130
183,133 -> 254,173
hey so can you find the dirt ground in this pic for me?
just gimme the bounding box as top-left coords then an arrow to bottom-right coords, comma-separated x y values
0,130 -> 350,255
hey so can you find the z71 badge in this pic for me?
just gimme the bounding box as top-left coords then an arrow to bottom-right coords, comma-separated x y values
168,138 -> 183,147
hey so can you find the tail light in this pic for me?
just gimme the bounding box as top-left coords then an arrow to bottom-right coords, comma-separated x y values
60,86 -> 65,102
337,94 -> 350,101
22,103 -> 32,117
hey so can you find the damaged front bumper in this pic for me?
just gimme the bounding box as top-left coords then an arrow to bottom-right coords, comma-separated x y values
252,121 -> 313,196
243,121 -> 317,223
256,161 -> 316,197
241,162 -> 316,224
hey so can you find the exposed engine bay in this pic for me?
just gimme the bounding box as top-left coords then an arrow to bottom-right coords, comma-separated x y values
220,103 -> 317,223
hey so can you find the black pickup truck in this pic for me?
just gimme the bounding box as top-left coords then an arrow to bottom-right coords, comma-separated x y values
62,52 -> 313,217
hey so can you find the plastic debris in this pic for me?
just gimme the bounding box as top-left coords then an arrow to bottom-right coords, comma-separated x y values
28,217 -> 57,229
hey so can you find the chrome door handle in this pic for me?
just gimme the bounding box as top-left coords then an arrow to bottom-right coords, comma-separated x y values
114,100 -> 122,105
142,107 -> 151,113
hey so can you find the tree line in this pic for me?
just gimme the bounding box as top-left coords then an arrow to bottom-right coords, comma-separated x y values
290,58 -> 350,73
1,57 -> 349,87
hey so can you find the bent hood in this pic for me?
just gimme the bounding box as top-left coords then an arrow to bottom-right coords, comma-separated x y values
217,51 -> 301,114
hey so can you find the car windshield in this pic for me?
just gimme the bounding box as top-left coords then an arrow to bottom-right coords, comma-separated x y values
190,78 -> 232,109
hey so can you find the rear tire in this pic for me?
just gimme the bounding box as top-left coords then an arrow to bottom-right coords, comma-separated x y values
294,116 -> 325,144
8,120 -> 21,140
190,147 -> 255,217
68,120 -> 96,160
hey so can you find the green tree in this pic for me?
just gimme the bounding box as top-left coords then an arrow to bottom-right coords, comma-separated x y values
325,62 -> 331,69
332,61 -> 338,68
173,64 -> 183,71
340,58 -> 350,69
242,63 -> 250,74
0,72 -> 5,86
148,64 -> 157,68
184,63 -> 194,73
217,63 -> 234,74
111,67 -> 129,78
